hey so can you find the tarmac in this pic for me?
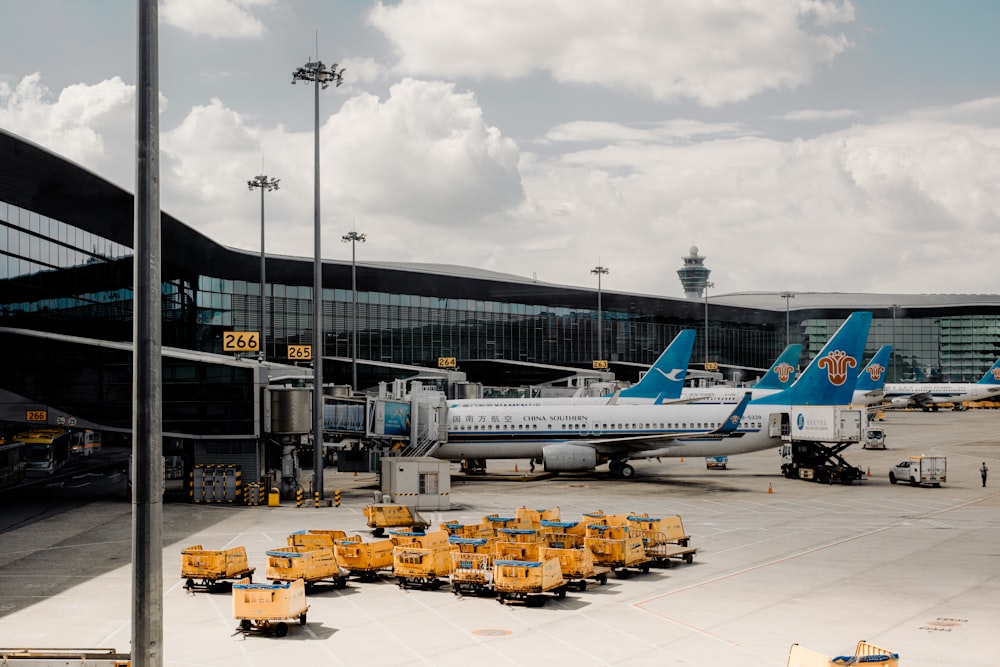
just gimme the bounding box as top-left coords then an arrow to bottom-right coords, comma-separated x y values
1,409 -> 998,666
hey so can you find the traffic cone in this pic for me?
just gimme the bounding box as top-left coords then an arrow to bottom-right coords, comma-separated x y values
680,457 -> 685,463
514,464 -> 519,472
768,482 -> 773,494
353,471 -> 358,477
867,467 -> 871,477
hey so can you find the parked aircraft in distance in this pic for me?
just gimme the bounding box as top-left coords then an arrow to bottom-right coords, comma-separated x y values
853,345 -> 892,406
436,312 -> 873,478
882,357 -> 1000,410
448,329 -> 696,407
677,343 -> 801,404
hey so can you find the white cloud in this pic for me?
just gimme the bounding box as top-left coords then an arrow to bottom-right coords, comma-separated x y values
779,108 -> 859,121
368,0 -> 855,106
0,73 -> 135,186
161,0 -> 270,39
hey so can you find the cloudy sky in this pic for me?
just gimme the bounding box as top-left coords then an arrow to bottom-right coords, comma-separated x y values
2,0 -> 999,298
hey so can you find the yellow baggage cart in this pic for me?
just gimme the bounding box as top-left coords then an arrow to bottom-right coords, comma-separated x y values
584,524 -> 651,577
266,546 -> 348,590
364,504 -> 429,536
627,514 -> 697,567
541,519 -> 586,537
393,530 -> 456,590
449,536 -> 496,597
181,544 -> 255,591
481,514 -> 533,535
493,557 -> 568,606
286,529 -> 348,549
232,577 -> 309,637
787,640 -> 899,667
582,510 -> 630,527
440,521 -> 493,539
333,535 -> 395,581
514,505 -> 561,528
541,532 -> 610,590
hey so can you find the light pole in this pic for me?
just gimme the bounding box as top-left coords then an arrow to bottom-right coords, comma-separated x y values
781,291 -> 795,346
292,58 -> 344,498
342,230 -> 366,390
704,282 -> 715,366
248,174 -> 279,361
591,265 -> 609,362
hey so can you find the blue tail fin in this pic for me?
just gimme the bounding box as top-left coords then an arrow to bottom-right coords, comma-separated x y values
753,344 -> 802,390
975,357 -> 1000,385
753,312 -> 872,406
855,345 -> 892,393
619,330 -> 695,400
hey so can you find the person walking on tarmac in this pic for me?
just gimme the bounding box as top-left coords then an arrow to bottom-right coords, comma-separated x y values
981,462 -> 989,487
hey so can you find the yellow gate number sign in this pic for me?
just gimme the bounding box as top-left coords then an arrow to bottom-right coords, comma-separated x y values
26,410 -> 47,422
223,331 -> 260,352
593,360 -> 609,370
705,362 -> 719,371
438,357 -> 457,369
288,344 -> 312,361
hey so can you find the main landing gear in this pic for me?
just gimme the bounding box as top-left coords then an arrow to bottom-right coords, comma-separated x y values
608,459 -> 635,479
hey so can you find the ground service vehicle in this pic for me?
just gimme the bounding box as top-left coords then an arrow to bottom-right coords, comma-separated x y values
333,535 -> 395,581
181,545 -> 255,591
863,427 -> 887,450
780,442 -> 865,484
705,455 -> 728,469
890,455 -> 946,487
69,429 -> 101,457
233,577 -> 309,637
364,503 -> 429,536
20,428 -> 70,476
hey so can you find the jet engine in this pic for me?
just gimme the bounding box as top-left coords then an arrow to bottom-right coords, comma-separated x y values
890,397 -> 911,408
541,443 -> 598,472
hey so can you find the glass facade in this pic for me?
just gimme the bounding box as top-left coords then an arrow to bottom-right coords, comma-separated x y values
2,191 -> 999,393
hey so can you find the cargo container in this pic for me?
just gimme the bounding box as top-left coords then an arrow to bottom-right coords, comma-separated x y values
393,530 -> 455,589
584,524 -> 651,577
540,532 -> 610,590
333,535 -> 395,581
181,545 -> 255,591
364,504 -> 429,536
493,557 -> 568,606
449,537 -> 496,596
266,546 -> 347,589
286,529 -> 348,549
233,578 -> 309,637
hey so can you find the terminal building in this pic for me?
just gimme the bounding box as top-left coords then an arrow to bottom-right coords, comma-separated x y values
3,128 -> 1000,491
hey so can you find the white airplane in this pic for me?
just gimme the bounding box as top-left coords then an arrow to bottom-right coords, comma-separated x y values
436,312 -> 873,478
882,357 -> 1000,410
677,343 -> 801,405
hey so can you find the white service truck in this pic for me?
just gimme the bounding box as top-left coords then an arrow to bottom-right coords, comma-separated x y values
889,455 -> 946,487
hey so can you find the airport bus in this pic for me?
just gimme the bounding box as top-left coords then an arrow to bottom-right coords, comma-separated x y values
19,428 -> 71,476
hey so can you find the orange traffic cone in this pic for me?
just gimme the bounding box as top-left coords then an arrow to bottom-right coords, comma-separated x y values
514,464 -> 519,472
680,457 -> 685,463
768,482 -> 773,494
353,471 -> 358,477
867,467 -> 871,477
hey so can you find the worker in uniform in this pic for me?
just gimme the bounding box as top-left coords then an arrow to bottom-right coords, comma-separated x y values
981,462 -> 989,488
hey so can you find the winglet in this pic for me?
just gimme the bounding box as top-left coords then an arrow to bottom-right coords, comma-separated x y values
975,357 -> 1000,385
754,312 -> 873,406
713,391 -> 752,433
753,343 -> 803,390
855,345 -> 892,393
619,329 -> 696,400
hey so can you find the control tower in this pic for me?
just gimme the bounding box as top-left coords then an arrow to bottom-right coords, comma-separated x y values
677,246 -> 711,299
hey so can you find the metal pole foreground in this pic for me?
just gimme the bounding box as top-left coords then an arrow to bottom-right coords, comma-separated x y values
292,59 -> 344,497
134,1 -> 164,665
342,230 -> 366,391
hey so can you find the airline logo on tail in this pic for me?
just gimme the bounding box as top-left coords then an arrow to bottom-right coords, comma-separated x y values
656,368 -> 685,381
863,363 -> 886,382
818,350 -> 858,386
992,368 -> 1000,381
774,362 -> 795,383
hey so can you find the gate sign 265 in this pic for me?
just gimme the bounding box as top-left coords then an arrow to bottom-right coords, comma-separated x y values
223,331 -> 260,352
